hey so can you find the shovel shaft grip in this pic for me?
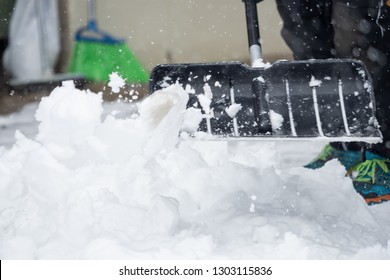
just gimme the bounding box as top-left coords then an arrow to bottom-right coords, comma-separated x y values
243,0 -> 263,64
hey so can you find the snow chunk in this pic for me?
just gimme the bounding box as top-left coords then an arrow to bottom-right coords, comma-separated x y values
197,94 -> 212,115
309,76 -> 322,87
270,110 -> 284,131
139,83 -> 189,156
108,72 -> 126,93
203,83 -> 213,100
185,84 -> 195,94
255,76 -> 265,83
181,107 -> 203,132
197,84 -> 213,116
35,81 -> 103,146
225,103 -> 242,118
252,59 -> 271,69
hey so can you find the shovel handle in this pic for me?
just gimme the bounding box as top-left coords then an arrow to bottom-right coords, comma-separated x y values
86,0 -> 98,31
88,0 -> 97,22
243,0 -> 263,65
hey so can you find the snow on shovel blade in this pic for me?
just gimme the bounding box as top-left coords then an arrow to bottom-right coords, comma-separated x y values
149,59 -> 381,142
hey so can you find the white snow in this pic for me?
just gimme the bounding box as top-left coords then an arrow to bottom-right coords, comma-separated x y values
185,84 -> 195,94
269,110 -> 284,131
252,59 -> 272,69
225,103 -> 242,119
0,82 -> 390,260
256,76 -> 265,83
197,84 -> 213,116
108,72 -> 126,93
309,76 -> 322,87
181,107 -> 203,132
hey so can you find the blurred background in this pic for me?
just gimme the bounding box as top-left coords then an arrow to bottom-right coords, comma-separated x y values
0,0 -> 291,114
64,0 -> 290,68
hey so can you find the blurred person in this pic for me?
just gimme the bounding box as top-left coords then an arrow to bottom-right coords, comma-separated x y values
275,0 -> 390,204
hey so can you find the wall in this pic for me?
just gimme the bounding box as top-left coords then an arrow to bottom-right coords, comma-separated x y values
66,0 -> 292,70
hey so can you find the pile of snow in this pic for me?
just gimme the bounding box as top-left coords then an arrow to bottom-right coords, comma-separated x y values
0,81 -> 390,260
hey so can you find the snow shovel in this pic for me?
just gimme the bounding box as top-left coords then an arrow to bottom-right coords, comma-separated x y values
149,0 -> 381,142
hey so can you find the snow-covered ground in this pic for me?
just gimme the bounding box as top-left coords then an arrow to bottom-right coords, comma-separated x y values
0,82 -> 389,259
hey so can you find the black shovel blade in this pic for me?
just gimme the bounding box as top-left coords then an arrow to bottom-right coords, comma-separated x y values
149,59 -> 381,140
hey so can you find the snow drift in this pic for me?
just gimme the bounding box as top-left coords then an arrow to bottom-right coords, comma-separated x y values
0,81 -> 390,259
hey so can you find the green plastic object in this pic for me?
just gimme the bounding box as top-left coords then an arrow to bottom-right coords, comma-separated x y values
69,39 -> 149,83
69,0 -> 149,84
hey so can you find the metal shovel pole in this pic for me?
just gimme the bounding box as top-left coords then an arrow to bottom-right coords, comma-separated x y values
243,0 -> 263,66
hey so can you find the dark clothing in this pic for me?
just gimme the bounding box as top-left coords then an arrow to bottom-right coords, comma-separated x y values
276,0 -> 390,157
